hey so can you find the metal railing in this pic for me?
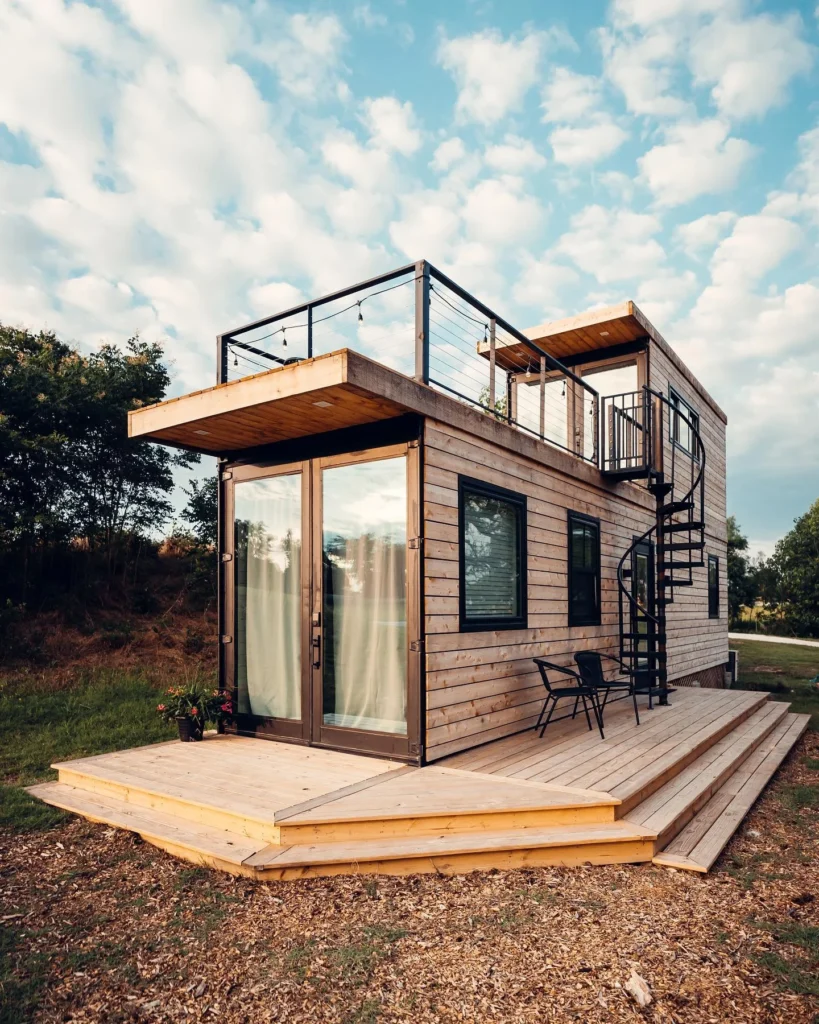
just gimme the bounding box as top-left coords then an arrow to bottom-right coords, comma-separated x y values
600,390 -> 652,475
217,259 -> 599,465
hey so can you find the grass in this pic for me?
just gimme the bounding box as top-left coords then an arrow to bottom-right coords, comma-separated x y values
0,667 -> 175,832
0,925 -> 50,1024
731,638 -> 819,730
751,919 -> 819,997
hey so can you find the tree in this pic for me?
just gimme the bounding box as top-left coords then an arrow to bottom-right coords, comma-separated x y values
726,516 -> 756,621
768,498 -> 819,638
0,324 -> 198,601
183,476 -> 218,547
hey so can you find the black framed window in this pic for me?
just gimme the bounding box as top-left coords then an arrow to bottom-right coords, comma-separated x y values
568,511 -> 601,626
669,386 -> 700,457
459,477 -> 527,631
708,554 -> 720,619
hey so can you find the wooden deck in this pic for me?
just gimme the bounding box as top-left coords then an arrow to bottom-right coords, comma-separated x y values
29,688 -> 808,879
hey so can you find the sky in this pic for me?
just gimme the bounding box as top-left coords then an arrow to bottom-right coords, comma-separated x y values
1,0 -> 818,555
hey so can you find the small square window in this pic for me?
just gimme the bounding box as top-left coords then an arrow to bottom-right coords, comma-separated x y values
459,477 -> 527,632
568,512 -> 601,626
708,554 -> 720,619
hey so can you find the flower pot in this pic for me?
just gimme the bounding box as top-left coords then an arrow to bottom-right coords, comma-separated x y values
176,716 -> 203,742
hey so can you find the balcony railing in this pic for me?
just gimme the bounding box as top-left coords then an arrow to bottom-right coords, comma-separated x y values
218,260 -> 599,466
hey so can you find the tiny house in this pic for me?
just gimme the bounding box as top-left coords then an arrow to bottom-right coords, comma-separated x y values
128,261 -> 731,765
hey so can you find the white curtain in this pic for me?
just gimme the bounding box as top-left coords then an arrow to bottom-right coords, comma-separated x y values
322,458 -> 407,735
235,474 -> 301,720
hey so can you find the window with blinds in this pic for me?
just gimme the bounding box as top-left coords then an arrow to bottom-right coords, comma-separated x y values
568,511 -> 601,626
458,477 -> 527,632
708,554 -> 720,618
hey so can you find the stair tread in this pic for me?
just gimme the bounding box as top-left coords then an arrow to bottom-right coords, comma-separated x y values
653,713 -> 810,872
664,521 -> 703,533
248,820 -> 658,869
26,782 -> 267,865
275,766 -> 617,826
624,702 -> 789,835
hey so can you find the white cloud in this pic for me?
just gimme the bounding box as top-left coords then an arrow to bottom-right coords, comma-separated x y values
638,119 -> 755,206
389,194 -> 461,264
765,124 -> 819,226
431,137 -> 467,173
690,12 -> 814,120
462,178 -> 544,247
437,28 -> 573,125
549,120 -> 628,167
513,258 -> 579,309
321,130 -> 395,190
257,12 -> 348,101
353,4 -> 387,30
599,25 -> 690,117
361,96 -> 421,155
248,281 -> 304,316
635,270 -> 698,324
610,0 -> 731,30
674,211 -> 737,256
709,215 -> 803,287
541,68 -> 601,123
556,205 -> 666,283
484,136 -> 546,174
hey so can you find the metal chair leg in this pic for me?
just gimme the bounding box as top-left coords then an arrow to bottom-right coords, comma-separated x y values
535,699 -> 548,733
539,695 -> 557,738
631,686 -> 641,726
590,692 -> 605,740
580,694 -> 593,731
571,695 -> 580,719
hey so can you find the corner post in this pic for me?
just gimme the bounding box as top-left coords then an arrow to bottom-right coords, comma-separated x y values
307,305 -> 313,359
217,334 -> 228,385
539,355 -> 546,439
414,260 -> 430,384
488,318 -> 497,412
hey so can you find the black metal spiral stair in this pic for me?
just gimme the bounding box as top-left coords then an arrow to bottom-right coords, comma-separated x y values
601,387 -> 706,708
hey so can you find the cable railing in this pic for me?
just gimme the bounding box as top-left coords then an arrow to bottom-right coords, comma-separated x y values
218,260 -> 599,466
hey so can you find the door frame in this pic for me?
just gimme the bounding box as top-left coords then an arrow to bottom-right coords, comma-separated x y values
222,441 -> 422,761
224,459 -> 313,744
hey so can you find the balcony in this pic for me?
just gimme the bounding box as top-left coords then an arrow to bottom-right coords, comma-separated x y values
129,261 -> 600,466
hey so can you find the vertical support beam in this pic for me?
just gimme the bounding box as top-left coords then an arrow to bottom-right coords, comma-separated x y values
488,318 -> 496,413
539,356 -> 546,439
414,260 -> 430,384
655,493 -> 670,707
217,334 -> 228,385
216,460 -> 227,697
592,391 -> 599,467
307,305 -> 313,359
507,373 -> 517,426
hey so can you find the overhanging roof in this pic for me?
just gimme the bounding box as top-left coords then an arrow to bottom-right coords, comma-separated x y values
128,351 -> 412,454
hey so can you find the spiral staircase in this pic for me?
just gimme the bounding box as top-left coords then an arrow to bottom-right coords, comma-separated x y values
601,387 -> 706,706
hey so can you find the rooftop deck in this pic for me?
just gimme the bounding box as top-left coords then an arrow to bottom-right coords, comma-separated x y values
30,688 -> 808,879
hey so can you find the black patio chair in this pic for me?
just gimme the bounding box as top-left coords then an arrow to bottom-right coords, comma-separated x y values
574,651 -> 640,728
532,658 -> 604,741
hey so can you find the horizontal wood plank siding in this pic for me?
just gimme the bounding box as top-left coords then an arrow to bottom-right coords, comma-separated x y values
423,360 -> 729,760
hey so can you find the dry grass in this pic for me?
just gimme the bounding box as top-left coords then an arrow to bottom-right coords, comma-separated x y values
2,733 -> 817,1023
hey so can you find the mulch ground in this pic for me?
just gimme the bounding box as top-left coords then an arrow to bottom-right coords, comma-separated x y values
2,734 -> 818,1024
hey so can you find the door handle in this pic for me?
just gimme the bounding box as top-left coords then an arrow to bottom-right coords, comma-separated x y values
312,634 -> 321,668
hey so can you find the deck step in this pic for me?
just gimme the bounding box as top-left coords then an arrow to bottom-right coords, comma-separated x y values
27,781 -> 657,880
26,782 -> 268,871
653,712 -> 810,873
246,820 -> 657,879
624,701 -> 790,846
274,767 -> 619,843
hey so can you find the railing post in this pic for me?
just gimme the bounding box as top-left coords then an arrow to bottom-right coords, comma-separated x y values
217,334 -> 228,384
592,393 -> 599,467
414,260 -> 430,384
539,356 -> 546,439
307,305 -> 313,359
488,318 -> 496,412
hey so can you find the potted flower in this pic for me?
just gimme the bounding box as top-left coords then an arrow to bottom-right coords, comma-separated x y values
156,685 -> 234,741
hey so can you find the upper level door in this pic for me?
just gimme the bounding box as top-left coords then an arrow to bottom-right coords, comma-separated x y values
226,444 -> 420,760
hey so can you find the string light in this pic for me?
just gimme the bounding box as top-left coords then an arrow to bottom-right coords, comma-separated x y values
282,327 -> 287,347
526,363 -> 532,380
233,350 -> 238,367
358,301 -> 363,322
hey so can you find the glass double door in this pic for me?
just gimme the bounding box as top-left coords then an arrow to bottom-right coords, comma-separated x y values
229,445 -> 417,759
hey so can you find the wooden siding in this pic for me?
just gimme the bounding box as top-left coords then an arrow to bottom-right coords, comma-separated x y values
423,362 -> 729,760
